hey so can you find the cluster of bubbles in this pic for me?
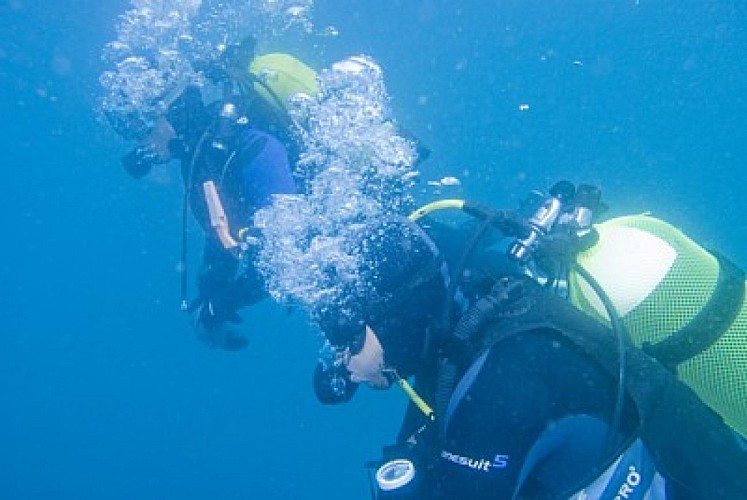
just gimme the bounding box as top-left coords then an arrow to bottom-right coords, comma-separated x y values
254,56 -> 420,322
99,0 -> 313,127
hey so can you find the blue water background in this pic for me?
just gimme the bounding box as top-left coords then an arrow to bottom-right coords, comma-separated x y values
2,1 -> 746,498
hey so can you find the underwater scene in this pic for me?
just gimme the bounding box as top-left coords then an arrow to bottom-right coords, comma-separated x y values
2,1 -> 747,498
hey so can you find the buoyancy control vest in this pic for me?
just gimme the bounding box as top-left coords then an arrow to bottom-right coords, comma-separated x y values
568,215 -> 747,438
410,196 -> 747,442
475,277 -> 747,498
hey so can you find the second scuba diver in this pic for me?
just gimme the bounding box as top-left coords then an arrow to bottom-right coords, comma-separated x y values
106,37 -> 317,350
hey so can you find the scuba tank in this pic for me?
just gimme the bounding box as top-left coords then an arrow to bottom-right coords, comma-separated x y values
502,182 -> 747,438
201,36 -> 318,117
199,37 -> 318,140
568,214 -> 747,438
248,53 -> 318,114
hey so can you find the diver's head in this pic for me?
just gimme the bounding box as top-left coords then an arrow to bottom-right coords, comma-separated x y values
113,85 -> 209,178
312,217 -> 445,404
163,85 -> 209,144
200,36 -> 257,84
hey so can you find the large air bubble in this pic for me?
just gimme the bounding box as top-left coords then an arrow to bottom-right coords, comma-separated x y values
254,56 -> 420,325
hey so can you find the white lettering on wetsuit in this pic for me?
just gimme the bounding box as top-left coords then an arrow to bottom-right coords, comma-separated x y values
614,466 -> 642,499
440,449 -> 509,472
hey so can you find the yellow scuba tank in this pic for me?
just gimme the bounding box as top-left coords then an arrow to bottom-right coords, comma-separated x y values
248,53 -> 318,113
569,215 -> 747,437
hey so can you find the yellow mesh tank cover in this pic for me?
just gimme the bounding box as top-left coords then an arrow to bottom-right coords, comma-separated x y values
248,53 -> 318,112
569,215 -> 747,438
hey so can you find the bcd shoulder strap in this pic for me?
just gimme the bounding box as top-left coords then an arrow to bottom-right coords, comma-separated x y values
643,252 -> 745,370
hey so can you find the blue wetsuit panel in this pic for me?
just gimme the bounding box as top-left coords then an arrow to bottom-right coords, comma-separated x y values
237,127 -> 296,210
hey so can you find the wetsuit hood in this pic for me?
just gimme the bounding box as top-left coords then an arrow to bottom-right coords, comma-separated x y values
317,217 -> 446,376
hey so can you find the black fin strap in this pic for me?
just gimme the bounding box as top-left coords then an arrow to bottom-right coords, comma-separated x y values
643,253 -> 745,370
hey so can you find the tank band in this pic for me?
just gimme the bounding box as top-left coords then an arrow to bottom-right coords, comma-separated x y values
643,253 -> 745,370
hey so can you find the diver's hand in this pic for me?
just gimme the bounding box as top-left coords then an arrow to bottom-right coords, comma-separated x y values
194,301 -> 248,351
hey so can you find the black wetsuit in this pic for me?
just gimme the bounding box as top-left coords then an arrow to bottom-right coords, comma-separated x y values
383,275 -> 747,499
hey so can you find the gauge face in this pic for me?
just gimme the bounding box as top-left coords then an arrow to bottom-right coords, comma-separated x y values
377,459 -> 416,491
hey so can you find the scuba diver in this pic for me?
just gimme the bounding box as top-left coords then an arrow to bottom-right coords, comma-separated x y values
107,37 -> 318,350
311,182 -> 747,498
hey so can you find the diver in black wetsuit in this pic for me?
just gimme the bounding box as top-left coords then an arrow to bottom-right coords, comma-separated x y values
311,212 -> 747,499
